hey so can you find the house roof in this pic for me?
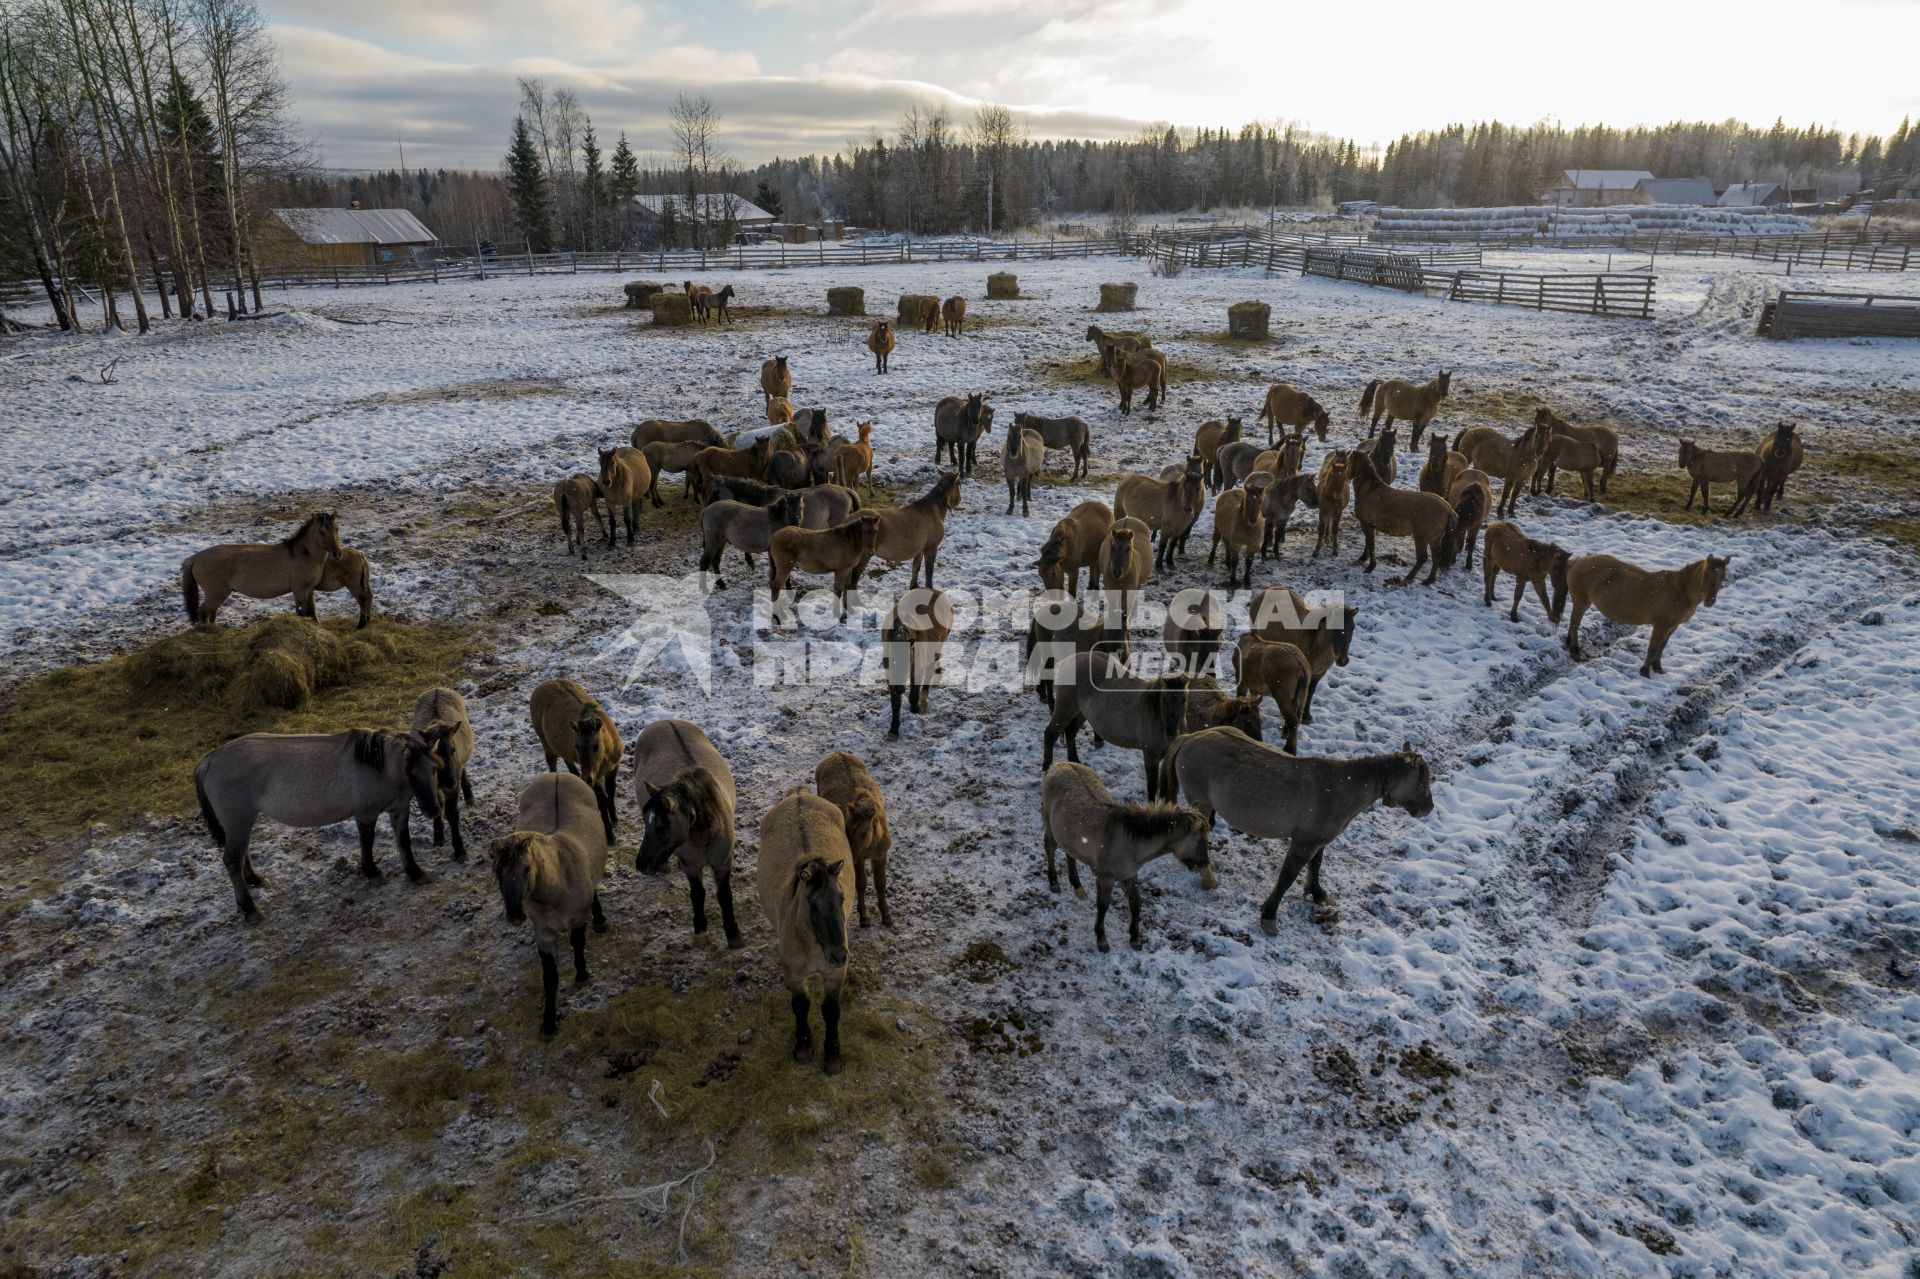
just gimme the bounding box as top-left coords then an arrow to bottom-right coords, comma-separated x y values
1717,182 -> 1784,206
272,207 -> 436,245
630,193 -> 775,224
1556,169 -> 1655,190
1634,177 -> 1717,205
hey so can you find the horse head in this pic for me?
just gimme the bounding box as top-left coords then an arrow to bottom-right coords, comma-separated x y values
798,857 -> 849,967
490,834 -> 535,923
1701,556 -> 1729,607
1388,743 -> 1434,817
635,780 -> 690,874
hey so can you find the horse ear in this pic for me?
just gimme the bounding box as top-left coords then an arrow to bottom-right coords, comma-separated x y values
644,780 -> 661,799
1402,739 -> 1413,754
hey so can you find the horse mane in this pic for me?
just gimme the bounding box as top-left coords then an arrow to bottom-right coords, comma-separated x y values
662,766 -> 728,843
282,512 -> 329,546
1525,536 -> 1564,559
1037,526 -> 1068,563
348,728 -> 390,769
1113,803 -> 1195,840
905,474 -> 956,513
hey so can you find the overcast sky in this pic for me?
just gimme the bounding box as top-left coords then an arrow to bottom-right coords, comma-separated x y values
263,0 -> 1920,172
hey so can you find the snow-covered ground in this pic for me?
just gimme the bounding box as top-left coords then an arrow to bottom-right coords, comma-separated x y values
2,255 -> 1917,1277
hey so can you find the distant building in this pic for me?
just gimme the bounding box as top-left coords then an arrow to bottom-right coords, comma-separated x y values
629,193 -> 775,228
1716,182 -> 1787,208
1541,169 -> 1656,207
1632,177 -> 1717,206
263,207 -> 437,270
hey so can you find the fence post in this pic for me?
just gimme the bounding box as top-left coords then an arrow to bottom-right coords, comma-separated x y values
526,249 -> 534,276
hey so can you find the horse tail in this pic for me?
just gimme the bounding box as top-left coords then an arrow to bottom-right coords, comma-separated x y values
194,760 -> 225,847
557,487 -> 573,536
180,557 -> 200,623
1437,509 -> 1464,569
1158,733 -> 1185,805
1359,380 -> 1380,414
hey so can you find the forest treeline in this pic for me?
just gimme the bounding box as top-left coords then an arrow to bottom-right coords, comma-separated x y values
7,9 -> 1920,329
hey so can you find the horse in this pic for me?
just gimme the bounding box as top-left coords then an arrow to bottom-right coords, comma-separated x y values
933,394 -> 992,474
1042,650 -> 1261,801
695,283 -> 735,324
1565,554 -> 1729,677
314,546 -> 375,627
691,437 -> 775,500
1418,434 -> 1465,495
1726,422 -> 1803,516
1535,408 -> 1619,494
1359,370 -> 1451,451
529,678 -> 623,842
194,727 -> 444,918
1112,347 -> 1165,415
816,751 -> 894,928
1256,473 -> 1319,559
766,396 -> 795,426
760,355 -> 792,405
1246,586 -> 1359,724
182,512 -> 342,625
1084,323 -> 1149,377
1114,462 -> 1205,572
632,418 -> 725,451
873,472 -> 963,589
1454,422 -> 1552,519
1194,417 -> 1243,491
883,587 -> 953,736
1207,475 -> 1268,588
640,440 -> 707,504
1257,383 -> 1332,445
867,319 -> 896,373
1161,728 -> 1434,933
1347,450 -> 1460,585
1677,441 -> 1762,514
1445,469 -> 1493,570
792,483 -> 861,530
832,422 -> 876,492
554,475 -> 609,558
597,447 -> 653,545
1097,516 -> 1153,633
698,492 -> 807,589
941,295 -> 966,337
1162,587 -> 1225,681
1042,761 -> 1211,952
1311,452 -> 1350,559
919,296 -> 940,334
759,788 -> 856,1073
1216,440 -> 1268,490
769,510 -> 882,621
1231,634 -> 1312,754
490,772 -> 609,1037
1535,433 -> 1604,500
1034,501 -> 1112,598
1480,521 -> 1570,624
633,719 -> 741,948
409,687 -> 475,861
1356,424 -> 1398,486
1001,421 -> 1045,516
1012,412 -> 1092,481
1026,591 -> 1130,708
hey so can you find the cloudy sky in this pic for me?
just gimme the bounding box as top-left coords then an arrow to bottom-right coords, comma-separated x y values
263,0 -> 1920,171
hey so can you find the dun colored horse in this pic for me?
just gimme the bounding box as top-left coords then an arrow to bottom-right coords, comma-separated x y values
1480,521 -> 1570,623
182,512 -> 342,625
1565,553 -> 1729,677
1042,761 -> 1211,952
633,718 -> 742,948
934,393 -> 992,474
597,446 -> 653,544
760,356 -> 792,405
1347,450 -> 1459,585
759,788 -> 855,1073
874,472 -> 963,589
1257,383 -> 1331,445
1360,370 -> 1452,450
490,772 -> 609,1037
867,319 -> 896,373
314,546 -> 375,628
554,474 -> 609,558
941,296 -> 967,337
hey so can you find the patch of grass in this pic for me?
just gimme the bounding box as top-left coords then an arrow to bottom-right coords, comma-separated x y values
1183,329 -> 1279,348
1826,449 -> 1920,489
1875,518 -> 1920,553
1590,469 -> 1719,526
1027,343 -> 1199,392
359,377 -> 568,407
0,615 -> 476,842
1447,385 -> 1548,421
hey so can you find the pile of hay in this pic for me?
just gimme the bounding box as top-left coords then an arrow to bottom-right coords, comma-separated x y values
826,286 -> 865,316
0,615 -> 471,839
986,272 -> 1019,299
1227,300 -> 1272,339
897,293 -> 937,325
1096,282 -> 1138,312
651,292 -> 694,327
622,280 -> 666,310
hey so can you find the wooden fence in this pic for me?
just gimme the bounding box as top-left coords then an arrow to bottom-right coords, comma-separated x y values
1371,226 -> 1918,271
1293,246 -> 1653,318
1759,290 -> 1920,339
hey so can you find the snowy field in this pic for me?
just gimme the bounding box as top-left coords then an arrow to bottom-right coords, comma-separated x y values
2,255 -> 1919,1277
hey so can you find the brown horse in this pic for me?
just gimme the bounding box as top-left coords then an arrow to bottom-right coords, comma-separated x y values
1112,347 -> 1165,415
1114,463 -> 1205,571
1565,553 -> 1729,677
1035,500 -> 1113,596
866,319 -> 896,373
1347,450 -> 1459,585
315,547 -> 375,628
1456,421 -> 1552,519
553,474 -> 609,558
1231,634 -> 1313,754
766,396 -> 795,426
1085,323 -> 1149,376
1257,383 -> 1331,445
1445,468 -> 1493,570
941,296 -> 966,337
1535,408 -> 1619,494
1098,516 -> 1153,632
1480,521 -> 1570,623
1312,452 -> 1349,559
1207,476 -> 1267,589
597,446 -> 653,545
632,418 -> 724,451
1042,761 -> 1211,953
182,512 -> 342,625
1418,434 -> 1466,495
530,678 -> 624,842
1194,417 -> 1243,491
691,437 -> 775,499
832,421 -> 876,492
883,587 -> 953,736
1359,370 -> 1451,451
933,393 -> 992,474
769,510 -> 882,621
1677,440 -> 1762,514
1726,422 -> 1804,516
1246,586 -> 1358,724
918,296 -> 940,334
874,472 -> 963,589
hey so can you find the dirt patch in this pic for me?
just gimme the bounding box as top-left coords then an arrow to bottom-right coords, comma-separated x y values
356,377 -> 570,407
960,1008 -> 1044,1057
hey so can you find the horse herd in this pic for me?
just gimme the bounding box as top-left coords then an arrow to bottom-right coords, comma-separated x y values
166,288 -> 1809,1071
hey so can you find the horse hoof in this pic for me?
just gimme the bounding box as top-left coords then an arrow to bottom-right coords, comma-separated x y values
1260,916 -> 1279,937
1074,887 -> 1088,900
450,849 -> 466,863
241,905 -> 263,923
881,917 -> 895,929
407,869 -> 433,885
1096,938 -> 1111,953
823,1054 -> 844,1076
792,1044 -> 813,1064
575,974 -> 592,987
361,867 -> 386,883
725,934 -> 745,950
1130,937 -> 1145,951
540,1023 -> 558,1040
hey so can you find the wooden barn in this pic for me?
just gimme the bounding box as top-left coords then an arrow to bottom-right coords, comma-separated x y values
262,207 -> 438,271
1540,169 -> 1656,208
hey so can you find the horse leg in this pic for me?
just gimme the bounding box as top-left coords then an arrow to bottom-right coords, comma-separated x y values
1305,848 -> 1333,905
821,978 -> 844,1075
591,892 -> 608,934
357,818 -> 384,881
888,683 -> 905,737
445,785 -> 466,861
1530,575 -> 1552,621
460,770 -> 474,806
1302,672 -> 1321,725
714,872 -> 743,948
571,924 -> 590,985
873,858 -> 893,928
1260,838 -> 1324,935
1093,876 -> 1115,952
539,945 -> 560,1037
1044,815 -> 1061,892
1644,624 -> 1675,677
544,750 -> 559,773
854,857 -> 872,928
1402,541 -> 1428,587
1565,596 -> 1590,659
1125,878 -> 1145,950
1066,854 -> 1085,898
393,807 -> 428,883
199,585 -> 231,624
1144,748 -> 1162,802
224,823 -> 261,917
685,865 -> 709,935
241,850 -> 264,888
790,987 -> 813,1062
1360,525 -> 1377,573
1283,705 -> 1300,754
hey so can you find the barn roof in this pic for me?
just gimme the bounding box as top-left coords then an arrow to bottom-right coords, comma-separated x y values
1717,182 -> 1784,207
271,207 -> 437,246
1634,177 -> 1717,205
630,193 -> 775,224
1556,169 -> 1655,190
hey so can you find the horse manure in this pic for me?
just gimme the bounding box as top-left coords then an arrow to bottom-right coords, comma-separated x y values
1397,1041 -> 1457,1086
960,1009 -> 1044,1057
604,1048 -> 650,1078
694,1051 -> 742,1087
954,940 -> 1013,982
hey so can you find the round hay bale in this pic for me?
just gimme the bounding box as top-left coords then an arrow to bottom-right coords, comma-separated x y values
826,286 -> 866,316
623,280 -> 666,310
236,647 -> 315,712
1227,301 -> 1271,339
651,292 -> 694,327
1096,282 -> 1138,312
897,293 -> 937,325
986,272 -> 1019,299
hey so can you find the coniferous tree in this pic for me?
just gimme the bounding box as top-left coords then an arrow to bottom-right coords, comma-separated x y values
580,122 -> 604,250
754,178 -> 783,220
504,115 -> 551,251
608,130 -> 639,243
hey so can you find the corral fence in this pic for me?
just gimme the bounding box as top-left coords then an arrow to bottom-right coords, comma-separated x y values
1757,290 -> 1920,339
1299,246 -> 1654,318
1370,226 -> 1918,272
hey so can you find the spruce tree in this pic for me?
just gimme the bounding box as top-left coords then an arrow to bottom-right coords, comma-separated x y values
609,132 -> 639,245
505,115 -> 552,252
754,179 -> 784,220
580,123 -> 605,251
